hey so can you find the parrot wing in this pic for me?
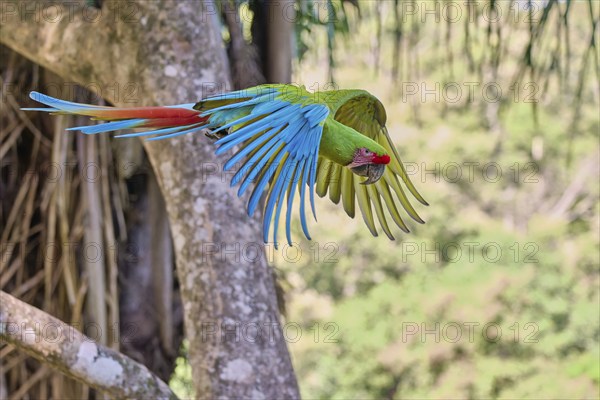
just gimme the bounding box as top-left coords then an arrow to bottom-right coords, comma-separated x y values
316,91 -> 428,239
198,85 -> 330,247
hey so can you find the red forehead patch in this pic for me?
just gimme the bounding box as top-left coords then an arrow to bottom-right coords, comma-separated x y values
372,154 -> 390,165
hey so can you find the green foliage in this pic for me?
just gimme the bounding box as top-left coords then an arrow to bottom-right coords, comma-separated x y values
277,2 -> 599,398
280,174 -> 598,398
295,0 -> 359,81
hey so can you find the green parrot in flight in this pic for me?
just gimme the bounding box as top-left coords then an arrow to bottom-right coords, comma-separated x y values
25,84 -> 427,247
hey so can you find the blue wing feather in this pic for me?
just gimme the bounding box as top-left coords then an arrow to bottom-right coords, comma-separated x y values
68,119 -> 147,134
232,136 -> 280,189
215,117 -> 277,152
235,115 -> 305,195
206,88 -> 329,247
263,157 -> 293,243
299,162 -> 312,240
224,126 -> 282,172
114,125 -> 190,138
248,147 -> 288,217
145,125 -> 206,141
272,160 -> 298,246
29,92 -> 109,112
237,141 -> 283,197
285,160 -> 305,245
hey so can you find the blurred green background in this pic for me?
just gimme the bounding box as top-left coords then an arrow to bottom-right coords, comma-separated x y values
275,1 -> 600,398
174,1 -> 599,399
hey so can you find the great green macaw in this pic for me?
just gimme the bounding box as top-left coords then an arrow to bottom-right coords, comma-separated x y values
25,85 -> 427,247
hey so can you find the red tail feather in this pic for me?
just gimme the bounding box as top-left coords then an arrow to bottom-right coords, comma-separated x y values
90,107 -> 202,121
142,115 -> 208,128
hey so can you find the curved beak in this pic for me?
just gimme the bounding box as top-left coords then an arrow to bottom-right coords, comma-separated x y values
350,163 -> 386,185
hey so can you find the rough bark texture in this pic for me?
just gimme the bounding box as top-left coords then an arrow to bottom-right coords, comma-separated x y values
1,1 -> 299,398
0,290 -> 177,399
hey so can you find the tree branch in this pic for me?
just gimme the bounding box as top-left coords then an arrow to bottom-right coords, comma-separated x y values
0,290 -> 178,399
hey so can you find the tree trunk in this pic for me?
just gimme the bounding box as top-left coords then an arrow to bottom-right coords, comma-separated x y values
0,1 -> 299,398
251,0 -> 294,84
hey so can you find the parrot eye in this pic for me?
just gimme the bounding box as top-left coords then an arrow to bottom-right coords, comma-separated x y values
363,149 -> 372,156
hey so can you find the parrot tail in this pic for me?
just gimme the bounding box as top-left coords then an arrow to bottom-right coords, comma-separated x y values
23,91 -> 209,141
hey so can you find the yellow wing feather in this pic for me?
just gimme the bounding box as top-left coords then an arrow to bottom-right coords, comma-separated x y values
316,91 -> 427,238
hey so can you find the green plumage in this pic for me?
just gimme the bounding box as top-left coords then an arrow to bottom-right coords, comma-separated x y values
194,84 -> 427,241
196,85 -> 390,165
319,119 -> 386,166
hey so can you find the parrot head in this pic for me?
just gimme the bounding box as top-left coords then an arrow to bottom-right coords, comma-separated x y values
348,147 -> 390,185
